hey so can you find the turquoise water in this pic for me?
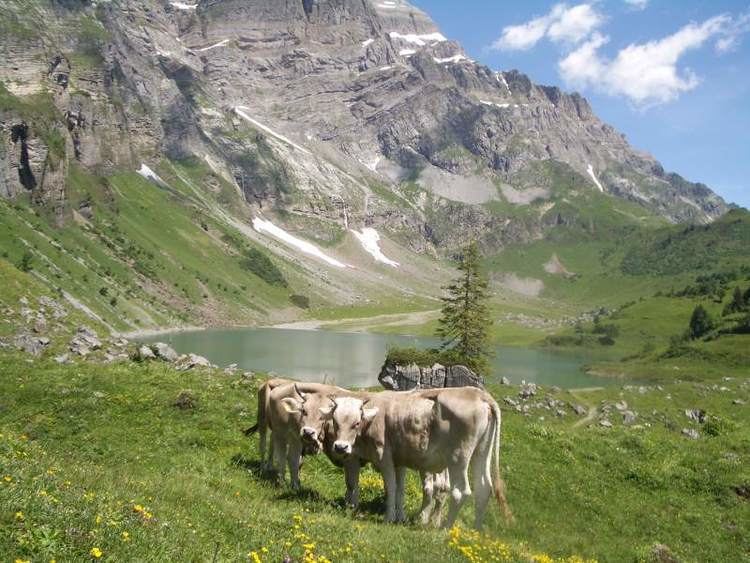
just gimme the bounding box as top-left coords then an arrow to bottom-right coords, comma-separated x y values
144,327 -> 612,389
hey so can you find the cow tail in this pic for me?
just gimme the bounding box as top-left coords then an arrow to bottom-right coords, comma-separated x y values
490,399 -> 514,523
244,382 -> 268,438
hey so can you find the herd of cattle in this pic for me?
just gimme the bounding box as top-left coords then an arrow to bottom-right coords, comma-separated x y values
244,379 -> 513,529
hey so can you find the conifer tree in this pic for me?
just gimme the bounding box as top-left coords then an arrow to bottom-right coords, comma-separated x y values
436,242 -> 493,375
688,304 -> 714,339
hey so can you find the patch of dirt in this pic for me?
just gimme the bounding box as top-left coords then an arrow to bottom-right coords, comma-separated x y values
498,184 -> 549,205
544,253 -> 575,277
496,273 -> 544,297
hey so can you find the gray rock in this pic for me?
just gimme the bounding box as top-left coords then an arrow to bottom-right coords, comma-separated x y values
732,399 -> 746,406
519,382 -> 538,399
614,400 -> 628,411
685,409 -> 706,423
54,353 -> 70,364
152,342 -> 179,362
555,408 -> 566,417
137,345 -> 156,361
500,376 -> 511,385
572,404 -> 588,416
503,396 -> 519,407
681,428 -> 700,440
622,410 -> 637,425
176,353 -> 212,371
70,326 -> 102,356
15,333 -> 49,356
599,419 -> 612,428
379,361 -> 483,390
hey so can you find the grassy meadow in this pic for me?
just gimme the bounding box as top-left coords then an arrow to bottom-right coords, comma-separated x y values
1,354 -> 748,562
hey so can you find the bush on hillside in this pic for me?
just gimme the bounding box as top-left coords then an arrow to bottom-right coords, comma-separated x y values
688,305 -> 714,340
16,251 -> 33,273
240,247 -> 287,287
289,294 -> 310,309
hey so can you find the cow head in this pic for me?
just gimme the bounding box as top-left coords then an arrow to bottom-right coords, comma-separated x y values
280,384 -> 332,453
322,396 -> 379,458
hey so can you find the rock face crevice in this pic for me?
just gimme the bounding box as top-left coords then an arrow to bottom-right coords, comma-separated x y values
10,123 -> 37,191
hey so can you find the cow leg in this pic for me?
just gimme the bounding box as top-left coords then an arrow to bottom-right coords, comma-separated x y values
430,470 -> 450,528
271,434 -> 287,483
380,461 -> 398,523
471,452 -> 492,530
418,471 -> 435,526
394,466 -> 407,523
344,458 -> 361,508
287,440 -> 303,490
263,431 -> 275,472
444,459 -> 472,528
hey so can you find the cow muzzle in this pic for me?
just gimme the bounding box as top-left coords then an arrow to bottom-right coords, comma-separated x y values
333,441 -> 352,455
301,426 -> 318,441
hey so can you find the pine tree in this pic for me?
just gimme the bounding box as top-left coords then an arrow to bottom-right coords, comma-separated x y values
688,304 -> 714,339
436,242 -> 493,375
723,286 -> 745,316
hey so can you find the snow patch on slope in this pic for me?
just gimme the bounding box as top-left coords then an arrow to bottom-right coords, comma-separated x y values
352,228 -> 399,267
197,39 -> 229,52
138,164 -> 164,184
170,2 -> 197,10
235,107 -> 311,154
434,55 -> 468,64
586,164 -> 605,192
253,218 -> 347,269
389,31 -> 447,46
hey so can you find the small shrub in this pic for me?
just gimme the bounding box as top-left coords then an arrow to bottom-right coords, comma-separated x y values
703,416 -> 737,437
290,294 -> 310,309
16,250 -> 33,272
688,305 -> 714,339
240,247 -> 287,287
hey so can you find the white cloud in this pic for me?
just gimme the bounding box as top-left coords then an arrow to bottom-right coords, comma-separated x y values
492,3 -> 604,51
558,14 -> 748,106
624,0 -> 648,11
714,11 -> 750,53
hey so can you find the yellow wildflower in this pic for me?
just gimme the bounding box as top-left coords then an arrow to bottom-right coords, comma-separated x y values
121,531 -> 130,541
15,559 -> 31,563
3,475 -> 12,482
90,547 -> 103,558
247,551 -> 262,563
15,511 -> 24,521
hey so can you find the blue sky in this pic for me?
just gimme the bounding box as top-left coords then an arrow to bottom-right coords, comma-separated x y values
412,0 -> 750,208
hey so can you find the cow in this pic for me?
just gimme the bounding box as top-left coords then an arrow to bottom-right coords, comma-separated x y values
291,389 -> 452,525
264,382 -> 353,489
321,387 -> 512,529
244,377 -> 293,469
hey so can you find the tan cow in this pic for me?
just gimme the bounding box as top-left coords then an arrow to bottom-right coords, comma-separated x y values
244,377 -> 293,469
293,389 -> 451,525
321,387 -> 512,529
265,382 -> 353,489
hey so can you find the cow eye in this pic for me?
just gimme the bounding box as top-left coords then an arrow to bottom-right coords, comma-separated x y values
301,409 -> 307,416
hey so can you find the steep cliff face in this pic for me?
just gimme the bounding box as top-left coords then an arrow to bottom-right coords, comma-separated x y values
0,0 -> 730,254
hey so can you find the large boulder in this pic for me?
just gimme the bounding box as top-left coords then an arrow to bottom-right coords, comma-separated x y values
378,361 -> 483,391
152,342 -> 179,362
15,333 -> 50,356
69,326 -> 102,356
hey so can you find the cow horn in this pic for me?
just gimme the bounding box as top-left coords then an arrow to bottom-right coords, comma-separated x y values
294,383 -> 306,402
326,394 -> 338,409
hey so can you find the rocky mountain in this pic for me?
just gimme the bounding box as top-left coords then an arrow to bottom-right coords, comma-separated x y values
0,0 -> 732,331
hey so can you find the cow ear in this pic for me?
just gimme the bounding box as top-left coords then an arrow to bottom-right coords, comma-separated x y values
281,397 -> 301,414
319,405 -> 334,417
362,407 -> 379,423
